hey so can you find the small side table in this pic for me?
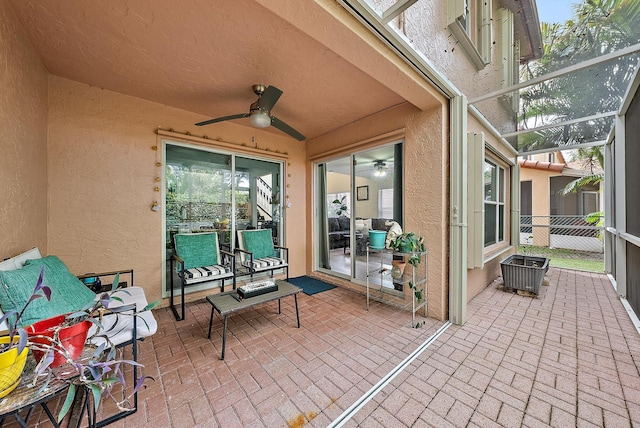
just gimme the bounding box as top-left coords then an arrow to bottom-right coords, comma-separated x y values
0,348 -> 94,427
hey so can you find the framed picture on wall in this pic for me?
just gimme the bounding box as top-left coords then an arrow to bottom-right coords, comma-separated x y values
357,185 -> 369,201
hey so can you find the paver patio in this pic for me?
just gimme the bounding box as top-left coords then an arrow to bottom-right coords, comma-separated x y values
13,267 -> 640,427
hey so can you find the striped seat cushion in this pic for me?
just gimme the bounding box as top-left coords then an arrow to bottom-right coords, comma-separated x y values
184,265 -> 232,280
242,257 -> 287,271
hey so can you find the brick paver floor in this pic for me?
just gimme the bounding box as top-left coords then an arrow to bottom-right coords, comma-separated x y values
351,268 -> 640,427
12,268 -> 640,427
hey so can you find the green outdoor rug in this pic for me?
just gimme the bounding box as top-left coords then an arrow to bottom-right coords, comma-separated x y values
288,276 -> 336,296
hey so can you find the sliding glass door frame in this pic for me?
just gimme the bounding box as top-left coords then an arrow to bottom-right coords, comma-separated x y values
161,139 -> 284,298
313,140 -> 404,286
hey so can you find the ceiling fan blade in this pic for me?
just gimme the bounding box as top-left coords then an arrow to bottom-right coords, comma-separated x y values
271,116 -> 305,141
256,86 -> 283,111
195,113 -> 249,126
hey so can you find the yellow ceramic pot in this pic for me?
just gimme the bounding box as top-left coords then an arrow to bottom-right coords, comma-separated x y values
0,336 -> 28,398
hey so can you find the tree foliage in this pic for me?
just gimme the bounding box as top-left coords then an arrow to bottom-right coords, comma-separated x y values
518,0 -> 640,153
562,146 -> 604,195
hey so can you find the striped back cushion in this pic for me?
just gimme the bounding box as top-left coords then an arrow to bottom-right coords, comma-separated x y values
174,233 -> 219,270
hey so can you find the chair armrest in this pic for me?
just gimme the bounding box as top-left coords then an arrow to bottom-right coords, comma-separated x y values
220,249 -> 236,259
78,269 -> 133,280
78,269 -> 134,293
234,248 -> 254,266
274,246 -> 289,262
234,247 -> 253,259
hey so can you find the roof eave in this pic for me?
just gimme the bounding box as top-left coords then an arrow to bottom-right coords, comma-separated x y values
499,0 -> 544,62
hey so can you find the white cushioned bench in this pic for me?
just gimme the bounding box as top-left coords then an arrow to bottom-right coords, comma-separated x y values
0,248 -> 157,347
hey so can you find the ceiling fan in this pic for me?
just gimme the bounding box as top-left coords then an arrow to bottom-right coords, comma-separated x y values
195,84 -> 305,141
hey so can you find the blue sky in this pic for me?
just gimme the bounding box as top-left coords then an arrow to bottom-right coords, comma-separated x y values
536,0 -> 577,24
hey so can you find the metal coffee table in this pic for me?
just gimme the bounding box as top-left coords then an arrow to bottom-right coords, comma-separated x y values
206,280 -> 301,360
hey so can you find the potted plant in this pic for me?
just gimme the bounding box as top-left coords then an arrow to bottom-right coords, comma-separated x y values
332,196 -> 348,217
26,272 -> 156,423
26,272 -> 134,368
0,266 -> 157,421
389,232 -> 426,302
0,267 -> 51,398
26,314 -> 92,368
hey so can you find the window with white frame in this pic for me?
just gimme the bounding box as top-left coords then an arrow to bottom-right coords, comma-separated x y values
378,188 -> 394,218
581,191 -> 599,215
448,0 -> 492,69
484,159 -> 505,247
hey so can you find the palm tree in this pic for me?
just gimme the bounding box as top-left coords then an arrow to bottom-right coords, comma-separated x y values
561,146 -> 604,195
562,146 -> 605,233
518,0 -> 640,153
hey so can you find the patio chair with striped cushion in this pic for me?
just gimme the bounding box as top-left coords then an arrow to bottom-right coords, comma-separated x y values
170,232 -> 235,321
236,229 -> 288,281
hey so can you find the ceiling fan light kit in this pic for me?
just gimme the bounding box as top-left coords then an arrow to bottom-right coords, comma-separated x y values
373,160 -> 387,178
249,112 -> 272,128
195,84 -> 305,141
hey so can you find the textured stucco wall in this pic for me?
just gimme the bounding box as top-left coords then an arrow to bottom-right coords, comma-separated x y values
0,3 -> 48,259
365,0 -> 518,134
520,167 -> 553,246
47,77 -> 306,306
307,102 -> 449,321
467,256 -> 505,299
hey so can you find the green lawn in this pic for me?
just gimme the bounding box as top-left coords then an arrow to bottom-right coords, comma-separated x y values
517,246 -> 604,273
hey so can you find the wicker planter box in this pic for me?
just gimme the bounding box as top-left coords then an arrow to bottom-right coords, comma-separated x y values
500,255 -> 549,295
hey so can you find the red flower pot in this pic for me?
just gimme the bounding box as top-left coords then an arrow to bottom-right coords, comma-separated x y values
26,315 -> 91,368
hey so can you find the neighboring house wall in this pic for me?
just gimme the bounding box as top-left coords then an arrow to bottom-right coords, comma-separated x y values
520,151 -> 602,249
519,167 -> 552,246
0,2 -> 49,258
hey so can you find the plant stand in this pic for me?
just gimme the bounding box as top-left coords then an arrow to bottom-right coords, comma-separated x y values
0,348 -> 95,427
365,247 -> 428,326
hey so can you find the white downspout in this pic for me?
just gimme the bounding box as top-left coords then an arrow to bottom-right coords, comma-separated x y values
449,95 -> 468,325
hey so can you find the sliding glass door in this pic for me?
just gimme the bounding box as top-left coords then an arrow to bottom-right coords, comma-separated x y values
315,141 -> 403,285
164,142 -> 282,295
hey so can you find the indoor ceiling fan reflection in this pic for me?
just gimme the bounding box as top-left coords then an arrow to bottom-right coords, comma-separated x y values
195,84 -> 305,141
373,160 -> 387,178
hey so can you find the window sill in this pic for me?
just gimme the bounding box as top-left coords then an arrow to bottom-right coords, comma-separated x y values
483,243 -> 513,264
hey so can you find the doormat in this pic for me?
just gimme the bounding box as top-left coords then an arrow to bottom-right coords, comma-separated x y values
288,276 -> 337,296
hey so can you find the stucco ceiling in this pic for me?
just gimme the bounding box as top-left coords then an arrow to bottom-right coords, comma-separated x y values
7,0 -> 416,141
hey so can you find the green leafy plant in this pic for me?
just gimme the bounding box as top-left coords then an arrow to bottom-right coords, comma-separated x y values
332,196 -> 348,217
389,232 -> 426,302
389,232 -> 425,266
